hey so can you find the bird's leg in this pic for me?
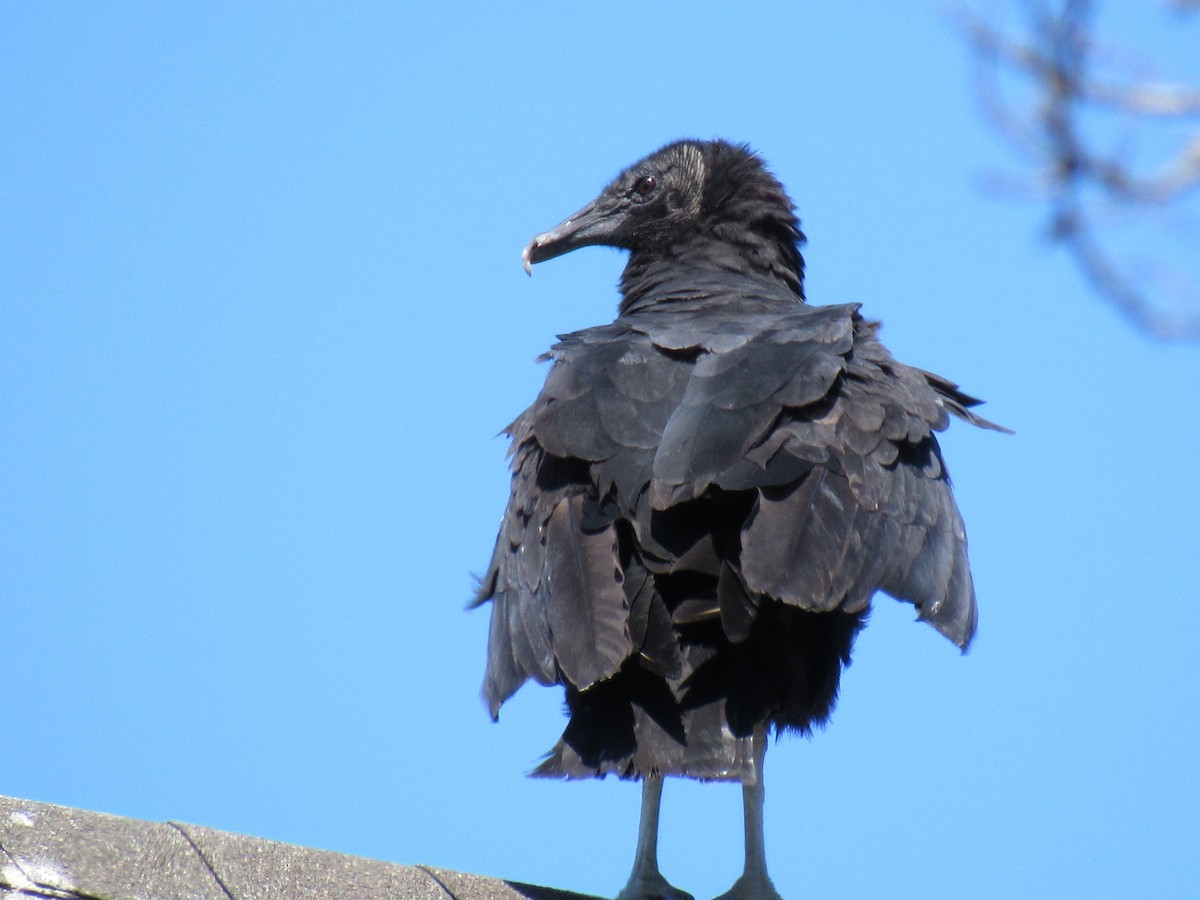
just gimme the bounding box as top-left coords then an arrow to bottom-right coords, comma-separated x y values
617,775 -> 694,900
715,728 -> 783,900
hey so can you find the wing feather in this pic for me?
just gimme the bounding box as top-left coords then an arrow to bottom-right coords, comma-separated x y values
479,300 -> 992,735
543,494 -> 632,690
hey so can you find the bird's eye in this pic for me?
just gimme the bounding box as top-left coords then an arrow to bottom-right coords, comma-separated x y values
631,175 -> 657,200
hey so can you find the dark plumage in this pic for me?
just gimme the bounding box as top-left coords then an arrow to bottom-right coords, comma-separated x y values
475,140 -> 1005,900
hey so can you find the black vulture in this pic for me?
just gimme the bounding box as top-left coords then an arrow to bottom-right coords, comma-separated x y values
475,140 -> 1006,900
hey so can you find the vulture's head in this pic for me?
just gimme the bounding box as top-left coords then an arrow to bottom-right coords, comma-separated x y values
522,139 -> 806,298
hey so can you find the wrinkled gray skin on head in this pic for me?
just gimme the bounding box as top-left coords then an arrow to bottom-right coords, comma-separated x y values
523,142 -> 709,272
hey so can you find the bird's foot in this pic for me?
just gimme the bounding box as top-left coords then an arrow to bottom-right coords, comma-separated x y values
712,872 -> 783,900
617,871 -> 694,900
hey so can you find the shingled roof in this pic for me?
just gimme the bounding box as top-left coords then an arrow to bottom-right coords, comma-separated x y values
0,795 -> 598,900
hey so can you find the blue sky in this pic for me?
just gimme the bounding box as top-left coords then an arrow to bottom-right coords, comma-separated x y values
3,3 -> 1198,898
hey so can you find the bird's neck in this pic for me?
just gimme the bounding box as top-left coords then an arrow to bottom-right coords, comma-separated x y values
618,235 -> 805,316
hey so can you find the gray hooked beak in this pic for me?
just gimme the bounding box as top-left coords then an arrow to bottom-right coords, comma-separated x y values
521,197 -> 623,275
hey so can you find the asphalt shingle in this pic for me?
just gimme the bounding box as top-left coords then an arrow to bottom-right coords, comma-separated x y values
0,795 -> 600,900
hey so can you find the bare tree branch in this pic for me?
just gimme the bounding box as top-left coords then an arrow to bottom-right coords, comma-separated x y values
958,0 -> 1200,340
